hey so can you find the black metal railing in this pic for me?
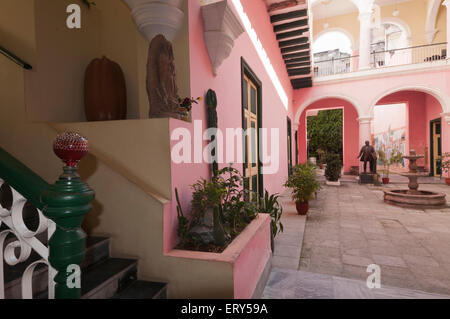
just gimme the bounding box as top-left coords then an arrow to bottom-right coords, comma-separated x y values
314,42 -> 448,78
0,46 -> 32,70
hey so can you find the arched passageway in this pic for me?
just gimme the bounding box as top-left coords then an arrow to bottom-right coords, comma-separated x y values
373,90 -> 445,176
297,98 -> 360,173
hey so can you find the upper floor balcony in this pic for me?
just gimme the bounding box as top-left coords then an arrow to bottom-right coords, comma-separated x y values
313,42 -> 448,81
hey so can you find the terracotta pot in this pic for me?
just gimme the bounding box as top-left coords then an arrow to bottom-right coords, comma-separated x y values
296,201 -> 309,215
84,56 -> 127,121
177,107 -> 191,122
382,177 -> 390,184
446,178 -> 450,186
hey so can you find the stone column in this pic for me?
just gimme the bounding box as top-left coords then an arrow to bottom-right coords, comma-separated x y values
358,116 -> 373,147
358,11 -> 372,70
443,0 -> 450,57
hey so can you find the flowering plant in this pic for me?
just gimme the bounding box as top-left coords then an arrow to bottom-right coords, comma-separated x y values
178,96 -> 202,112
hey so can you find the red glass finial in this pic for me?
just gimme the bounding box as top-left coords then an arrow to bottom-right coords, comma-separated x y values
53,132 -> 89,167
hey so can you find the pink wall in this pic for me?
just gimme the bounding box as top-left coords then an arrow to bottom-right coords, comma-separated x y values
165,1 -> 296,251
376,91 -> 444,170
233,214 -> 271,299
372,104 -> 406,134
297,98 -> 359,172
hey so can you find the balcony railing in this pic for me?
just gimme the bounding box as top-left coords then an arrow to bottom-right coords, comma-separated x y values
314,42 -> 447,78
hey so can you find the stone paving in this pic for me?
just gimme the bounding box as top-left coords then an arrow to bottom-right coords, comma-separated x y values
299,182 -> 450,295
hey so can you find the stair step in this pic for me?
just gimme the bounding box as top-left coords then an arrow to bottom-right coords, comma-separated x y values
112,280 -> 168,299
81,258 -> 137,299
3,235 -> 110,299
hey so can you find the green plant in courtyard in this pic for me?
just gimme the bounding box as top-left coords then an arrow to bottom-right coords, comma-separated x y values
377,149 -> 403,177
307,109 -> 343,158
316,149 -> 326,166
284,163 -> 321,203
259,191 -> 283,237
325,153 -> 342,182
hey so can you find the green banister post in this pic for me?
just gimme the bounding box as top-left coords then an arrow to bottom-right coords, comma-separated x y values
41,132 -> 95,299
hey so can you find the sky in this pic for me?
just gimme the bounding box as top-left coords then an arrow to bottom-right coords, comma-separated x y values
313,31 -> 353,54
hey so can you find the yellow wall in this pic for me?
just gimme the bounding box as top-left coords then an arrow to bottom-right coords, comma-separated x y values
313,0 -> 447,49
20,0 -> 190,123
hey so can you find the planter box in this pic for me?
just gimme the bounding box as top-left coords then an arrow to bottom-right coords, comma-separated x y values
326,180 -> 341,186
165,214 -> 272,299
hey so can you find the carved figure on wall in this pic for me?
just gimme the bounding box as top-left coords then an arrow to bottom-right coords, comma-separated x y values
147,34 -> 181,119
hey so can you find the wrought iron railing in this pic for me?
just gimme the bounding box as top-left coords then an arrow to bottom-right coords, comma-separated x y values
0,46 -> 32,70
0,133 -> 94,299
313,55 -> 359,77
314,42 -> 448,78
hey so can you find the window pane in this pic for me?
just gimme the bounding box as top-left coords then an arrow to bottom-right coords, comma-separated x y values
251,86 -> 257,114
243,80 -> 248,110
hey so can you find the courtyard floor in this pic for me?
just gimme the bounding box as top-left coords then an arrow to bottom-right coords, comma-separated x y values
263,181 -> 450,298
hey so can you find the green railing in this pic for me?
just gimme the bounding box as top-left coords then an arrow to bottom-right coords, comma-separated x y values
0,147 -> 48,210
0,133 -> 94,299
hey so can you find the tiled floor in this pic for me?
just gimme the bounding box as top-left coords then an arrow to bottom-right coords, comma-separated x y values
263,268 -> 450,299
264,182 -> 450,298
299,183 -> 450,295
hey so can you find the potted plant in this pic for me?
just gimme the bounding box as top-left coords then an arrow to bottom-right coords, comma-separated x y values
377,149 -> 403,184
325,153 -> 342,186
284,163 -> 321,215
177,96 -> 201,122
259,190 -> 283,252
316,149 -> 326,169
439,152 -> 450,185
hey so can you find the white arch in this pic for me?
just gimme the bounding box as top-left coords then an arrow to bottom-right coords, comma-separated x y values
368,85 -> 450,118
425,0 -> 443,44
380,17 -> 412,46
294,93 -> 363,125
313,27 -> 357,52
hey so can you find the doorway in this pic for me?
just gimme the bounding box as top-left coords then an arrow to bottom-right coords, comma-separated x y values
430,119 -> 442,177
241,59 -> 263,199
287,117 -> 293,176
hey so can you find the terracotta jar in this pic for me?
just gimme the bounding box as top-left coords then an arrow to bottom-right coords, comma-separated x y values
296,201 -> 309,215
84,56 -> 127,121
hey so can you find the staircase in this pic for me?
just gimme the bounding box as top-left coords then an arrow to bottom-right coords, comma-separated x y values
0,136 -> 167,299
2,233 -> 167,299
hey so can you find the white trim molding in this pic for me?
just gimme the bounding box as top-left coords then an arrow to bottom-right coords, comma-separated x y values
357,116 -> 373,124
369,85 -> 450,117
294,94 -> 363,126
425,0 -> 443,44
124,0 -> 184,42
442,112 -> 450,125
202,0 -> 244,75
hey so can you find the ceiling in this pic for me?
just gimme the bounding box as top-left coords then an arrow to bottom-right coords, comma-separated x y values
312,0 -> 413,20
264,0 -> 313,89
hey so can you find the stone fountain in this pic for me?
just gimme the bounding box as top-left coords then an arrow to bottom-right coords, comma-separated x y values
383,150 -> 447,208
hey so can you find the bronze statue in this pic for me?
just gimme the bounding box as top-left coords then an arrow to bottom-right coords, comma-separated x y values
358,141 -> 377,173
147,34 -> 181,119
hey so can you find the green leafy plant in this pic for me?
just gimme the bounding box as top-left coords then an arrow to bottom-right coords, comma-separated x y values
177,165 -> 259,251
325,153 -> 342,182
284,163 -> 321,203
316,149 -> 326,166
175,188 -> 190,245
259,191 -> 283,237
307,109 -> 343,158
377,149 -> 403,177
